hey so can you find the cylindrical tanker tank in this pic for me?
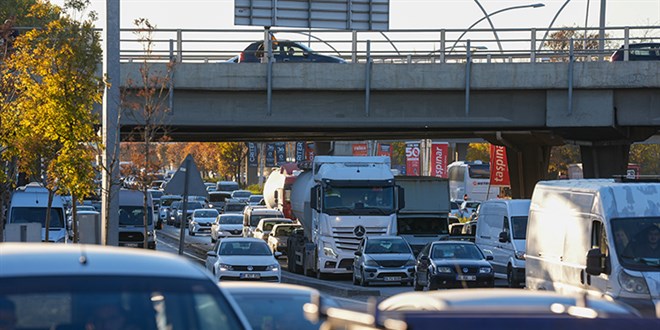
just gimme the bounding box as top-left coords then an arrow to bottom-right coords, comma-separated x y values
289,170 -> 314,238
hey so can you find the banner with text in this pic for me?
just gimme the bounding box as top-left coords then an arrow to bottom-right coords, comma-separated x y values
247,142 -> 259,167
295,142 -> 306,162
352,143 -> 368,156
265,143 -> 276,167
377,143 -> 391,158
405,141 -> 421,176
306,142 -> 315,161
275,142 -> 287,165
489,145 -> 511,186
430,142 -> 449,178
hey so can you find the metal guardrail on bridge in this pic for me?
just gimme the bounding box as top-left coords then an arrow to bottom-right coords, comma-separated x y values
111,25 -> 659,63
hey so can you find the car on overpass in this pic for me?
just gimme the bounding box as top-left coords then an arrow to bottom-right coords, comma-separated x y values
610,43 -> 660,61
238,40 -> 346,63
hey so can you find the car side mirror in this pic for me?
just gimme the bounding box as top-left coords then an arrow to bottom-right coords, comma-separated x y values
486,255 -> 494,261
302,51 -> 310,57
498,231 -> 510,243
354,251 -> 362,256
206,251 -> 217,257
586,248 -> 605,276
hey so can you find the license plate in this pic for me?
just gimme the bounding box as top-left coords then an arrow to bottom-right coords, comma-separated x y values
456,275 -> 476,281
384,276 -> 402,282
240,273 -> 260,279
124,243 -> 138,247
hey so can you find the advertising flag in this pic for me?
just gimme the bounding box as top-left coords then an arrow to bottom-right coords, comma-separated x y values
405,141 -> 421,176
489,145 -> 511,186
295,142 -> 306,162
352,143 -> 368,156
430,142 -> 449,178
265,143 -> 276,167
275,142 -> 286,165
247,143 -> 258,167
306,142 -> 315,161
377,143 -> 391,157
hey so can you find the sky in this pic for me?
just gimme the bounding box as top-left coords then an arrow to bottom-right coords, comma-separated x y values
50,0 -> 659,30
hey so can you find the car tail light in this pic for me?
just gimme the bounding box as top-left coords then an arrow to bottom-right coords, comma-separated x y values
239,52 -> 245,63
610,51 -> 621,62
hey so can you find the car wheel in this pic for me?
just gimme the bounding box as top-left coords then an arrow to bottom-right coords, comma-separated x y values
360,269 -> 369,287
413,273 -> 423,291
352,270 -> 359,285
426,272 -> 437,291
189,228 -> 195,236
211,236 -> 216,243
507,266 -> 517,288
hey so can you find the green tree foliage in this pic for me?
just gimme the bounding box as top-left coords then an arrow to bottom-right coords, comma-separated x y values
630,144 -> 660,175
217,143 -> 247,183
548,145 -> 581,179
2,0 -> 102,241
466,143 -> 490,162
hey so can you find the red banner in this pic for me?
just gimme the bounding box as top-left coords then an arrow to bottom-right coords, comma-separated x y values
405,141 -> 421,176
352,143 -> 368,156
306,143 -> 315,161
376,143 -> 391,157
489,145 -> 510,186
430,143 -> 449,178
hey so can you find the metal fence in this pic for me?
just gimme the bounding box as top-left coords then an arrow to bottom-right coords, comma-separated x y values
20,25 -> 658,63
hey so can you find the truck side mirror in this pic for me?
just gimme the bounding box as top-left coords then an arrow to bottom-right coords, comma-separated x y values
586,248 -> 605,276
310,186 -> 319,211
354,251 -> 362,256
397,186 -> 405,210
498,231 -> 510,243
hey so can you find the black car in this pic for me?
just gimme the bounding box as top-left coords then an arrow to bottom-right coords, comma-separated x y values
610,42 -> 660,61
413,241 -> 494,291
238,40 -> 346,63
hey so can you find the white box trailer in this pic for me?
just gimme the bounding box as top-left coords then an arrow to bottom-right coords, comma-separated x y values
525,179 -> 660,317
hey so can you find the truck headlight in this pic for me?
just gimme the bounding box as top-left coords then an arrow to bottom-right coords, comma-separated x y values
219,263 -> 233,271
436,266 -> 452,273
514,251 -> 526,260
479,266 -> 492,274
619,270 -> 649,294
323,247 -> 338,258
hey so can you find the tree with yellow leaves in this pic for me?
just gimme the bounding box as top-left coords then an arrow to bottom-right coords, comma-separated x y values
2,0 -> 102,242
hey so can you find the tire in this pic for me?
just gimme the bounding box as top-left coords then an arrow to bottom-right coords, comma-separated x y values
507,266 -> 518,288
426,273 -> 437,291
353,270 -> 359,285
211,236 -> 216,243
413,273 -> 423,291
360,270 -> 369,287
189,228 -> 195,236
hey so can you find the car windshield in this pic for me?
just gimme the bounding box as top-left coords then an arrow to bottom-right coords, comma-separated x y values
462,202 -> 480,209
431,244 -> 484,260
11,207 -> 65,228
228,292 -> 319,330
187,202 -> 204,210
511,216 -> 528,240
218,215 -> 243,225
365,239 -> 411,254
249,196 -> 263,203
232,191 -> 251,198
274,226 -> 298,236
264,221 -> 289,231
195,210 -> 218,218
611,217 -> 660,271
119,206 -> 152,226
162,198 -> 182,207
149,190 -> 163,199
225,204 -> 246,212
210,193 -> 230,202
322,185 -> 395,215
0,276 -> 243,330
219,241 -> 272,256
250,214 -> 282,227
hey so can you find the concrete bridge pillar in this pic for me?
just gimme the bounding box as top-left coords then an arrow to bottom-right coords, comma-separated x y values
506,145 -> 552,199
314,142 -> 334,156
453,143 -> 469,162
580,144 -> 630,179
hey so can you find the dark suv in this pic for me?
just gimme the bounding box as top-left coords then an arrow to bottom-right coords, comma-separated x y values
610,42 -> 660,61
238,40 -> 346,63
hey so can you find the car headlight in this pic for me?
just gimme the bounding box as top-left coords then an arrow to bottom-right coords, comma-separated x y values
479,266 -> 492,274
278,242 -> 286,246
436,266 -> 452,273
619,270 -> 649,294
405,259 -> 416,266
219,263 -> 233,271
514,251 -> 526,260
323,246 -> 338,258
269,263 -> 280,271
364,258 -> 379,267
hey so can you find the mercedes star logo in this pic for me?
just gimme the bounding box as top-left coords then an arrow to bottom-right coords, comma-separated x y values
354,225 -> 366,237
247,266 -> 253,271
462,267 -> 468,273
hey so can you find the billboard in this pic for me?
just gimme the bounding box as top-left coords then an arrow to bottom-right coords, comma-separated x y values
405,141 -> 421,176
430,142 -> 449,178
235,0 -> 390,31
489,145 -> 510,186
377,143 -> 391,157
352,143 -> 368,156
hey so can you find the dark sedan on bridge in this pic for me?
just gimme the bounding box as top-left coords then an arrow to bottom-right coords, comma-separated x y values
610,42 -> 660,61
238,40 -> 346,63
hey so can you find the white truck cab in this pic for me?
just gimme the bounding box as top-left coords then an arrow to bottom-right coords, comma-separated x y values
6,183 -> 67,243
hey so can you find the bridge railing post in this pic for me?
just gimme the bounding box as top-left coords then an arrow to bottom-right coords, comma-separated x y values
439,29 -> 446,64
176,29 -> 182,62
623,27 -> 630,62
530,28 -> 537,63
352,30 -> 358,63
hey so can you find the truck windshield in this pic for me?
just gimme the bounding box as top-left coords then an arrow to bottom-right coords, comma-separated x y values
323,186 -> 394,215
119,206 -> 153,226
611,217 -> 660,271
10,207 -> 64,228
397,217 -> 449,235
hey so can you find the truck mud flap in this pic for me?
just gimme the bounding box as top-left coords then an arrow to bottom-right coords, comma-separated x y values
304,242 -> 317,274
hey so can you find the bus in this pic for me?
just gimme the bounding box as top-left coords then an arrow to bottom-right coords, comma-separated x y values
447,161 -> 499,201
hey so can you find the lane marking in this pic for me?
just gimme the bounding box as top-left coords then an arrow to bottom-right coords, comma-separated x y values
158,239 -> 205,262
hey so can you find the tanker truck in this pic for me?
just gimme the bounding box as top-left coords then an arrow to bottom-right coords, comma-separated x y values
263,163 -> 300,219
287,156 -> 405,278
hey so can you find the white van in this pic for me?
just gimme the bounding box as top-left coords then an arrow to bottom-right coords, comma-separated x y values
243,208 -> 284,238
525,179 -> 660,317
7,182 -> 67,243
118,189 -> 156,249
475,199 -> 530,288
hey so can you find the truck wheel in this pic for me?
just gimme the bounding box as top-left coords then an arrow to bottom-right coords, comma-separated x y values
507,266 -> 517,288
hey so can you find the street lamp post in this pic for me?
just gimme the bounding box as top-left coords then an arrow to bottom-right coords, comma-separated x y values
448,3 -> 545,55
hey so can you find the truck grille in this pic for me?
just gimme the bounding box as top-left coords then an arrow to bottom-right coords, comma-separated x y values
119,232 -> 144,242
331,226 -> 388,251
376,260 -> 407,267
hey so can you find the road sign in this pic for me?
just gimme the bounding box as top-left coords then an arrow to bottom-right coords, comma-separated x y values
235,0 -> 390,31
164,154 -> 209,198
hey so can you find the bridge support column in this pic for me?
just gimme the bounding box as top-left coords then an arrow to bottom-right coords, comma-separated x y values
453,143 -> 469,162
579,144 -> 630,178
314,142 -> 334,156
506,145 -> 552,199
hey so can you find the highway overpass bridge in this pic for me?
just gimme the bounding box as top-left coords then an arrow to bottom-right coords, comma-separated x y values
117,60 -> 660,198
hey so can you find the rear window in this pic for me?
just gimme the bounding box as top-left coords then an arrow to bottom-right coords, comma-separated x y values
0,276 -> 244,330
